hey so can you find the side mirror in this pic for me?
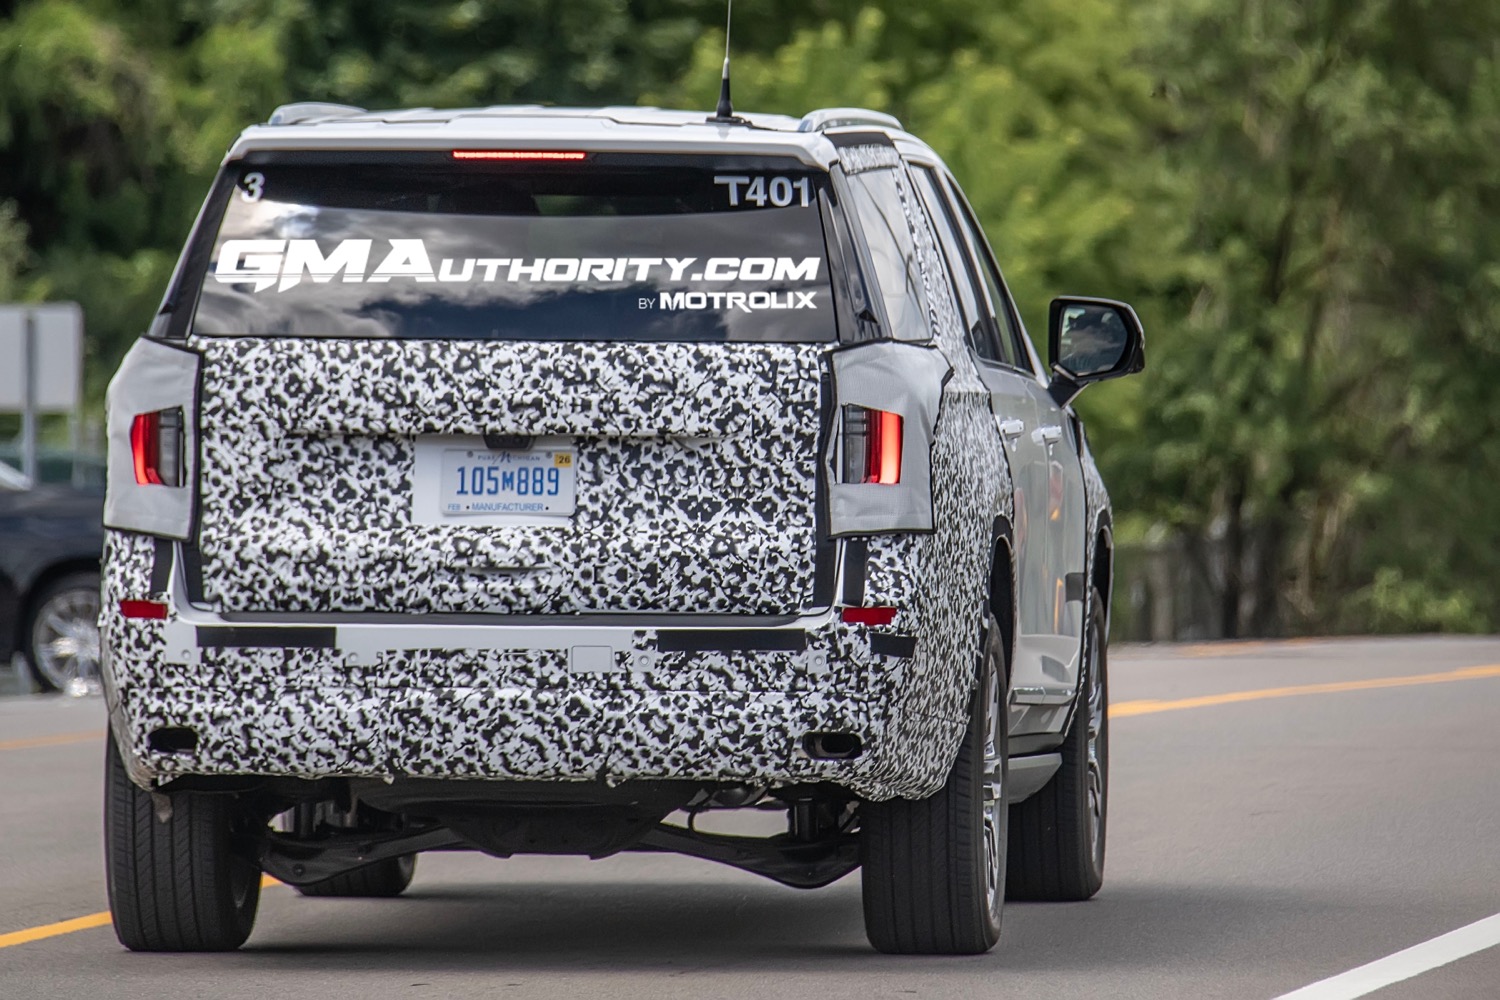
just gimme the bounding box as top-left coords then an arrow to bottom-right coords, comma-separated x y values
1047,296 -> 1146,408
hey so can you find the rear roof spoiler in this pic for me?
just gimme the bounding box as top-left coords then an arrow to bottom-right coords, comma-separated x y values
798,108 -> 903,133
267,102 -> 369,126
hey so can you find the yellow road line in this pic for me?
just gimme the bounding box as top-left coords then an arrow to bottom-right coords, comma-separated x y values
0,911 -> 111,950
1111,664 -> 1500,718
0,876 -> 282,950
1170,637 -> 1325,658
0,730 -> 104,752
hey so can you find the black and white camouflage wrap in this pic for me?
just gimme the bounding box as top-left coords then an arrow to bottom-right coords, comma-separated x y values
192,339 -> 824,617
849,151 -> 1011,757
102,143 -> 1111,803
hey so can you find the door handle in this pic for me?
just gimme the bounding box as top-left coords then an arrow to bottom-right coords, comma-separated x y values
1039,425 -> 1063,445
998,419 -> 1025,440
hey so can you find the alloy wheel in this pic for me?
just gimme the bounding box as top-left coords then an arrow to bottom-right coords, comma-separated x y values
1084,634 -> 1107,867
981,629 -> 1007,914
31,586 -> 101,694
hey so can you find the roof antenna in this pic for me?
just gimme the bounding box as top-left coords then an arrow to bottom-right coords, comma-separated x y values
707,0 -> 746,125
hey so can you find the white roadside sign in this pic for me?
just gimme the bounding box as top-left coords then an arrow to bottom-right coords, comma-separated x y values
0,302 -> 84,412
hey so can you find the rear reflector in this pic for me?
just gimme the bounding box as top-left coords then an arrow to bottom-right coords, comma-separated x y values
120,599 -> 168,620
451,150 -> 588,161
841,606 -> 898,626
130,408 -> 183,487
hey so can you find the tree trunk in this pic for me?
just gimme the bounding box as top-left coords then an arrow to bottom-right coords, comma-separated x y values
1220,472 -> 1248,639
1249,514 -> 1287,636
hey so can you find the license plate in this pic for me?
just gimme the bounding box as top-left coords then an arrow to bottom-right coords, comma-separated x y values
439,446 -> 577,516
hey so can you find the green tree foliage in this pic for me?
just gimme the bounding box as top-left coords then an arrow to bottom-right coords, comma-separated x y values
649,2 -> 1174,456
0,1 -> 237,387
1127,0 -> 1500,635
0,0 -> 1494,634
0,0 -> 716,383
0,200 -> 29,301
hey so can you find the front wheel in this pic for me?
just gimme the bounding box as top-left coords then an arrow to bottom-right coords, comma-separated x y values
860,613 -> 1009,955
288,801 -> 417,898
104,731 -> 261,951
296,855 -> 415,898
1007,587 -> 1108,901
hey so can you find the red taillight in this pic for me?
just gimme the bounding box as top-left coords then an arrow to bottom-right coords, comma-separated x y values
130,409 -> 183,487
868,410 -> 903,485
130,413 -> 161,485
842,406 -> 903,485
841,606 -> 898,626
451,150 -> 588,162
120,599 -> 168,620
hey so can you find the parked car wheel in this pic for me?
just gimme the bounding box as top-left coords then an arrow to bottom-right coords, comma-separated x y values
860,612 -> 1009,954
105,730 -> 262,951
1007,588 -> 1108,901
25,571 -> 101,694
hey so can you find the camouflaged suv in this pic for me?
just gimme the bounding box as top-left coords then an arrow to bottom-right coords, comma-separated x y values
101,103 -> 1144,955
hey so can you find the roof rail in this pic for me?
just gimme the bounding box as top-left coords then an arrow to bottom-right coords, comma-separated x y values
267,102 -> 368,126
797,107 -> 903,133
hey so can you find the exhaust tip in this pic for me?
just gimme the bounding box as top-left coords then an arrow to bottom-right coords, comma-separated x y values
803,731 -> 864,760
147,726 -> 199,754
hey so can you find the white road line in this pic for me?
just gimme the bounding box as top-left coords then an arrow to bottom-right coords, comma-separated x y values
1274,912 -> 1500,1000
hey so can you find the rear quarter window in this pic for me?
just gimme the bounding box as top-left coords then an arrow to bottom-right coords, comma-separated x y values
841,167 -> 930,342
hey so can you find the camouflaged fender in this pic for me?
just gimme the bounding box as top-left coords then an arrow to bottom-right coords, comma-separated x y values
827,340 -> 952,536
104,337 -> 200,540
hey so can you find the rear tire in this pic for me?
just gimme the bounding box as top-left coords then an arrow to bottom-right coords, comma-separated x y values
1006,587 -> 1108,901
296,856 -> 415,898
860,613 -> 1009,955
104,731 -> 261,951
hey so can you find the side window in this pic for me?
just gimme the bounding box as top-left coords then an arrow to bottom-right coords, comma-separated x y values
909,165 -> 1010,365
842,167 -> 930,342
944,176 -> 1032,370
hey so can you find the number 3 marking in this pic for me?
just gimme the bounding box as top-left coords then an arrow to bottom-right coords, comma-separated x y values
240,172 -> 265,203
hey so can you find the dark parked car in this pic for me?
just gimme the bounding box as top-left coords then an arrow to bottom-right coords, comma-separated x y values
0,459 -> 105,693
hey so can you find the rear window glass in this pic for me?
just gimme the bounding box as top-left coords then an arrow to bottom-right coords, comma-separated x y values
190,156 -> 836,342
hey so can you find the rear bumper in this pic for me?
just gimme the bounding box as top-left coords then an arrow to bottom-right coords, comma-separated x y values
101,603 -> 962,802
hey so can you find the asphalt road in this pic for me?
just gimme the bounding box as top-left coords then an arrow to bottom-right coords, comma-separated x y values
3,636 -> 1500,999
